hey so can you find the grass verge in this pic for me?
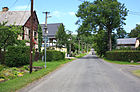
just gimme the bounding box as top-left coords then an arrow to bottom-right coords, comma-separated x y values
103,58 -> 140,65
132,70 -> 140,77
0,59 -> 73,92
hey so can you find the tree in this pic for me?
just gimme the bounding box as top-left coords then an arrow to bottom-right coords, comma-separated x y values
38,24 -> 43,52
93,30 -> 108,57
128,24 -> 140,38
0,22 -> 22,64
116,27 -> 127,38
0,22 -> 21,52
76,0 -> 128,51
55,24 -> 67,49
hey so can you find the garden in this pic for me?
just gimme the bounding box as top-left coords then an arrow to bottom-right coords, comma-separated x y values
0,45 -> 73,92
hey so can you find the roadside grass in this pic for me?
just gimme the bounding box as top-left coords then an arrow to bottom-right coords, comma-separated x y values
0,59 -> 73,92
75,53 -> 87,58
132,70 -> 140,77
103,58 -> 140,65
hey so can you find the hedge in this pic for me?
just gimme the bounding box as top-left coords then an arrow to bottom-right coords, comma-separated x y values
105,50 -> 140,62
5,46 -> 30,67
45,50 -> 65,61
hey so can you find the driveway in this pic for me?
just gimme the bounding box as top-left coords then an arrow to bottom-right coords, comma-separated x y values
19,53 -> 140,92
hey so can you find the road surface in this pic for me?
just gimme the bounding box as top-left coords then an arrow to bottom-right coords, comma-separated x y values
20,53 -> 140,92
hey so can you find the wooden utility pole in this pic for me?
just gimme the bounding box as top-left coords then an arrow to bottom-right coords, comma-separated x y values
30,0 -> 34,74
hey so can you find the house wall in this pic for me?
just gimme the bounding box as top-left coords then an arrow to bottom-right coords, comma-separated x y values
23,12 -> 39,50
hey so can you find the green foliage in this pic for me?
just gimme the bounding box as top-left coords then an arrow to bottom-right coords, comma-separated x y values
76,0 -> 128,50
0,65 -> 6,72
5,46 -> 30,67
116,27 -> 127,38
93,30 -> 108,57
38,24 -> 43,52
105,50 -> 140,62
118,47 -> 132,50
0,22 -> 22,51
128,24 -> 140,38
45,50 -> 65,61
55,24 -> 68,48
0,22 -> 22,64
0,51 -> 5,64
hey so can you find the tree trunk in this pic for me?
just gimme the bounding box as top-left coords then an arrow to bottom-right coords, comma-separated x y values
87,44 -> 88,52
108,30 -> 112,51
79,40 -> 80,54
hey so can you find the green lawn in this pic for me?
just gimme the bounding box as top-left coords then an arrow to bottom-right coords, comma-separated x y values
103,58 -> 140,65
0,59 -> 73,92
132,70 -> 140,77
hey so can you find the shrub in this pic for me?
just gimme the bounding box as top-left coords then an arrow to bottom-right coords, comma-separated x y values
5,46 -> 30,67
105,50 -> 140,62
0,51 -> 5,64
45,50 -> 65,61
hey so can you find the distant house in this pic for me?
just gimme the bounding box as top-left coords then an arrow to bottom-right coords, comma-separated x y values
40,23 -> 67,52
41,23 -> 62,47
117,38 -> 140,49
0,7 -> 39,50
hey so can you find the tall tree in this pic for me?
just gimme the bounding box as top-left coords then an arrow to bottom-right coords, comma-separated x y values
76,0 -> 128,51
128,24 -> 140,38
93,30 -> 108,57
55,24 -> 67,49
38,24 -> 43,52
116,27 -> 127,38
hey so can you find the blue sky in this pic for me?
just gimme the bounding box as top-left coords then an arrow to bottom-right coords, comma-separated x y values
0,0 -> 140,34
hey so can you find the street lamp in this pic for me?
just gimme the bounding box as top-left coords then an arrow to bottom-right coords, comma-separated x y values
43,11 -> 50,69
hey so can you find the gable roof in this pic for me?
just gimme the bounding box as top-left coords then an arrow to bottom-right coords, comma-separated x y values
0,11 -> 31,26
117,38 -> 137,45
41,23 -> 62,38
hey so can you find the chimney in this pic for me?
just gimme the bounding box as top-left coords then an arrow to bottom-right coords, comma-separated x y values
2,7 -> 9,12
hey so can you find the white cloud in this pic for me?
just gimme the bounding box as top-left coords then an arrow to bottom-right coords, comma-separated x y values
14,5 -> 29,10
68,12 -> 75,16
137,22 -> 140,24
51,11 -> 66,18
51,11 -> 76,18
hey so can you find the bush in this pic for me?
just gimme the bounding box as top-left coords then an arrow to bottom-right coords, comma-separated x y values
105,50 -> 140,62
45,50 -> 65,61
5,46 -> 30,67
0,51 -> 5,64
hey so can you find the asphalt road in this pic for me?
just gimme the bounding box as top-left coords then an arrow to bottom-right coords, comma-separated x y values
21,53 -> 140,92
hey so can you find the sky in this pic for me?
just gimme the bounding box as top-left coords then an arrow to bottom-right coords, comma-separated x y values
0,0 -> 140,34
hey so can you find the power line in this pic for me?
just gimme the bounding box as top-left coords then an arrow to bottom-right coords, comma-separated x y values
9,0 -> 19,9
129,10 -> 140,16
18,0 -> 31,25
